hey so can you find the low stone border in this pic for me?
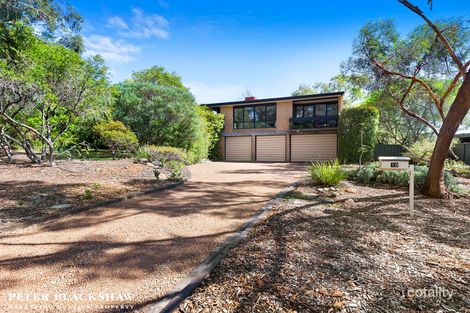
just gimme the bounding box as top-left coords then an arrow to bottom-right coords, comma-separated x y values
0,170 -> 191,232
142,178 -> 305,313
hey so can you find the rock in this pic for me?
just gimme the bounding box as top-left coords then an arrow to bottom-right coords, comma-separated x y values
146,162 -> 155,167
51,204 -> 72,209
346,187 -> 357,193
139,158 -> 149,163
342,198 -> 355,209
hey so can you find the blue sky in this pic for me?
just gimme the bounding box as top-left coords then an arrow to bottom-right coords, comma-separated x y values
74,0 -> 469,103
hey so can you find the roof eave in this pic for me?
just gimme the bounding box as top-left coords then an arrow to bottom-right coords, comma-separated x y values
204,91 -> 345,107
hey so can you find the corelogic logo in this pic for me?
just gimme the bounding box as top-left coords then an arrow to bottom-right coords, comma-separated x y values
401,286 -> 454,300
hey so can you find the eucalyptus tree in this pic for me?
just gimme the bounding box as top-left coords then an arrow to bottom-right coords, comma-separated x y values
344,0 -> 470,198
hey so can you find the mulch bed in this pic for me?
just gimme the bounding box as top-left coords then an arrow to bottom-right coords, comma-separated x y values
0,156 -> 172,229
178,181 -> 470,313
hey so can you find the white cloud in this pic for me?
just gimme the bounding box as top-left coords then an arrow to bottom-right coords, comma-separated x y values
107,7 -> 170,40
185,81 -> 246,104
83,35 -> 141,63
107,16 -> 128,30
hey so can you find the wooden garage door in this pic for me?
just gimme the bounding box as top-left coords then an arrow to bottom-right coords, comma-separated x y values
226,136 -> 252,161
291,134 -> 337,162
256,135 -> 286,162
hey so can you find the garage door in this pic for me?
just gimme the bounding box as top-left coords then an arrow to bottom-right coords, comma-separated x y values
256,135 -> 286,161
226,136 -> 252,161
291,134 -> 337,162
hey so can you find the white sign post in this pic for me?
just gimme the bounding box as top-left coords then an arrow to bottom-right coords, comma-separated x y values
408,164 -> 414,217
378,156 -> 414,217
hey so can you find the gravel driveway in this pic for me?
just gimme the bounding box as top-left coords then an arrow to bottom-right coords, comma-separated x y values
0,162 -> 305,312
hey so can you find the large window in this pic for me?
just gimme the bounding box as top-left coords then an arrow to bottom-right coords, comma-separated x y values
234,104 -> 276,129
292,102 -> 338,128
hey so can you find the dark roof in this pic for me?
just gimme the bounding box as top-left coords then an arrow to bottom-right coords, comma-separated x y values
204,92 -> 345,107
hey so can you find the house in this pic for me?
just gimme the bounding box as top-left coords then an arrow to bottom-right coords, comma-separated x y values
206,92 -> 344,162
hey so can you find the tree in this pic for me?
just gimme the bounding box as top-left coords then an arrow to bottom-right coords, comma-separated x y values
366,89 -> 437,146
131,66 -> 186,89
344,1 -> 470,198
0,25 -> 110,165
292,74 -> 365,107
93,120 -> 138,159
113,82 -> 203,152
0,0 -> 83,52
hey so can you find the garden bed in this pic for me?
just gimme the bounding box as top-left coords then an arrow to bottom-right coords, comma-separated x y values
0,155 -> 174,229
178,180 -> 469,313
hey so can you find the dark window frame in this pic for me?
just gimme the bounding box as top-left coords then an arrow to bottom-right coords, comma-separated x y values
293,102 -> 338,118
292,101 -> 339,128
233,103 -> 276,129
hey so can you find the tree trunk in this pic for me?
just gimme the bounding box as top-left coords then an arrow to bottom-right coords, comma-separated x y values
423,72 -> 470,198
2,144 -> 13,162
23,141 -> 41,164
47,141 -> 56,166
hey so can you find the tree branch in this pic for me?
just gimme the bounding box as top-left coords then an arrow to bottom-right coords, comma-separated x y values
388,81 -> 440,135
398,0 -> 465,76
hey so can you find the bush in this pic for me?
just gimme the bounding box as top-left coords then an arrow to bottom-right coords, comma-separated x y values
93,120 -> 138,159
114,82 -> 204,157
354,162 -> 462,192
308,160 -> 346,186
135,145 -> 189,164
338,105 -> 379,163
197,106 -> 224,160
167,159 -> 185,181
404,138 -> 460,165
445,159 -> 470,177
404,137 -> 435,165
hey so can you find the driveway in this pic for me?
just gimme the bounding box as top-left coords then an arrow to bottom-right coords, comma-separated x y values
0,162 -> 305,312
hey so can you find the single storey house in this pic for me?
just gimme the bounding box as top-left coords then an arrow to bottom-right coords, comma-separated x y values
206,92 -> 344,162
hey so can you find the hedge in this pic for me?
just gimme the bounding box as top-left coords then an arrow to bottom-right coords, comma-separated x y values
338,105 -> 379,163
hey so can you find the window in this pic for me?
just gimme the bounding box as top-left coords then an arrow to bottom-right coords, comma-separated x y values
234,104 -> 276,129
293,103 -> 338,118
292,102 -> 339,128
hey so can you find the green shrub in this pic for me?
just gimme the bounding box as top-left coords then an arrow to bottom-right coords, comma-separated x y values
445,159 -> 470,177
113,82 -> 204,157
355,162 -> 380,184
353,162 -> 462,192
197,106 -> 224,160
308,160 -> 346,186
93,120 -> 138,159
404,137 -> 435,165
135,145 -> 189,164
338,105 -> 379,163
404,138 -> 461,166
167,160 -> 185,181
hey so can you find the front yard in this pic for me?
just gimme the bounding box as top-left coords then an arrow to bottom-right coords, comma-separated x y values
0,156 -> 172,229
179,180 -> 470,313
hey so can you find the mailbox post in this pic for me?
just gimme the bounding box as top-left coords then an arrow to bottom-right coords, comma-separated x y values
378,156 -> 414,217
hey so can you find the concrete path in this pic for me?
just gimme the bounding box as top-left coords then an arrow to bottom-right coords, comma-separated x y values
0,162 -> 305,312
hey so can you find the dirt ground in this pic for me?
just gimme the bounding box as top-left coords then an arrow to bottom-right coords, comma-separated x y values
0,156 -> 170,229
179,181 -> 470,313
0,161 -> 305,312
